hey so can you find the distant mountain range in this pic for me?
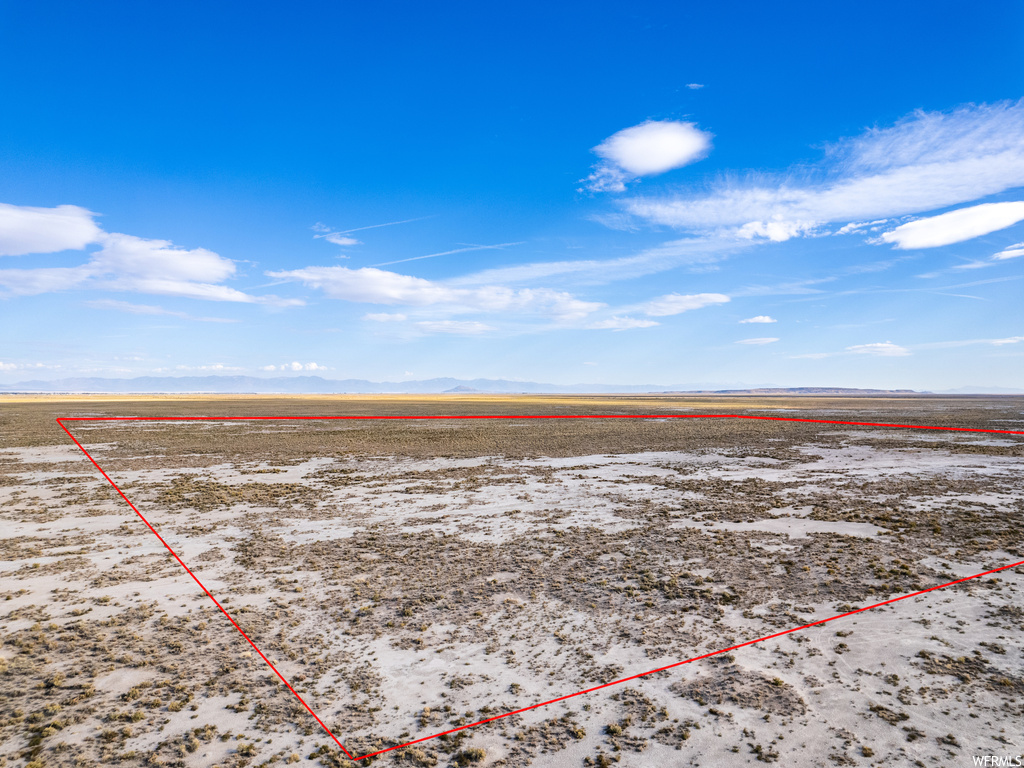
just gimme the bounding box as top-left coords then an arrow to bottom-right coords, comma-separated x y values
1,375 -> 1019,395
0,374 -> 966,395
0,375 -> 764,394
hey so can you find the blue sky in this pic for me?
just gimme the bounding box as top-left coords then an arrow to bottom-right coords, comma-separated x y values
1,1 -> 1023,389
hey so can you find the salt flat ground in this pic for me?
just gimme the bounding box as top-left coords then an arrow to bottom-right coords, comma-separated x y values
1,395 -> 1023,767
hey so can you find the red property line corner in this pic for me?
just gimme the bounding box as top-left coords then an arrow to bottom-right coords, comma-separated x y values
56,414 -> 1024,762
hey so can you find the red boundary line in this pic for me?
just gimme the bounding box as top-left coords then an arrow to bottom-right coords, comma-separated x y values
56,414 -> 1024,762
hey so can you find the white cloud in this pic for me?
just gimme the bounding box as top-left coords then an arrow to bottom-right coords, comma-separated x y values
324,233 -> 360,246
993,242 -> 1024,260
0,204 -> 300,305
174,364 -> 244,371
583,120 -> 713,193
261,362 -> 329,371
736,218 -> 816,242
416,320 -> 495,335
115,277 -> 291,304
846,341 -> 910,357
880,202 -> 1024,249
364,312 -> 407,322
685,83 -> 704,90
94,233 -> 236,282
312,222 -> 361,247
588,316 -> 660,330
0,203 -> 103,256
267,266 -> 603,321
836,219 -> 890,235
269,266 -> 453,305
624,101 -> 1024,241
0,360 -> 59,371
740,315 -> 776,324
990,335 -> 1024,346
640,292 -> 730,317
735,337 -> 779,345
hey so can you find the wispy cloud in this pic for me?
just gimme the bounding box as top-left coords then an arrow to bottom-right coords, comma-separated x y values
735,337 -> 779,345
448,235 -> 747,288
913,335 -> 1024,349
739,315 -> 776,324
847,341 -> 910,357
582,120 -> 713,193
638,292 -> 729,317
588,316 -> 660,330
622,101 -> 1024,241
415,320 -> 495,335
792,340 -> 911,359
371,241 -> 524,267
312,216 -> 431,247
85,299 -> 238,323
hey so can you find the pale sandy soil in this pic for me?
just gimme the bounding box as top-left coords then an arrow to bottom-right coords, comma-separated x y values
1,398 -> 1023,767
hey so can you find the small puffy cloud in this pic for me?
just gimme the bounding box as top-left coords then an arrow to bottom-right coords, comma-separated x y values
735,337 -> 779,345
364,312 -> 407,322
0,360 -> 59,371
589,316 -> 659,330
261,362 -> 329,371
881,201 -> 1024,249
312,223 -> 361,247
740,315 -> 776,324
175,364 -> 243,371
641,292 -> 729,317
0,203 -> 103,256
845,341 -> 910,357
324,233 -> 360,246
737,218 -> 816,243
685,83 -> 704,90
584,120 -> 713,193
992,242 -> 1024,260
416,320 -> 495,335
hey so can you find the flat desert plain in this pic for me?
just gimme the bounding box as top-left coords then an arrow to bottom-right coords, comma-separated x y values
1,395 -> 1023,768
